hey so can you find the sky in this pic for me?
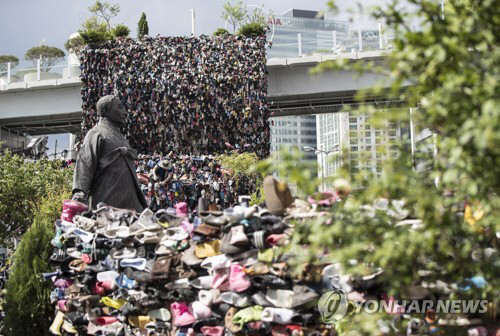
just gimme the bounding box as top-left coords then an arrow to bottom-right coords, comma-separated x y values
0,0 -> 393,58
0,0 -> 396,154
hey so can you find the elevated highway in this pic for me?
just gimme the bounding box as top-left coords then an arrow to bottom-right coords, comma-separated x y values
0,50 -> 401,137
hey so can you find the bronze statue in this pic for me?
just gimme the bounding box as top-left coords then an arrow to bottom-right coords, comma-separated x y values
72,95 -> 147,212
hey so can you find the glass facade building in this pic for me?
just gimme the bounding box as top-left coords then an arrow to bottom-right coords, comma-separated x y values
267,10 -> 349,59
270,115 -> 317,162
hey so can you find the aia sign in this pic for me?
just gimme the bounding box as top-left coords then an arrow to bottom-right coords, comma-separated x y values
268,18 -> 282,25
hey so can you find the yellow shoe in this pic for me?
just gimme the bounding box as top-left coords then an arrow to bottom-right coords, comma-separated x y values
49,311 -> 65,335
100,296 -> 126,309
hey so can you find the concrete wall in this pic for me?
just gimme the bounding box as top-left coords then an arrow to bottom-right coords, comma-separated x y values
268,64 -> 390,99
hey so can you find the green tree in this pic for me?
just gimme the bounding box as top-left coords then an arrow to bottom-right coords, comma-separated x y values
213,28 -> 230,36
64,36 -> 85,55
221,0 -> 247,33
24,46 -> 65,72
137,12 -> 149,38
111,24 -> 130,37
277,0 -> 500,333
237,22 -> 266,36
246,4 -> 273,28
0,55 -> 19,73
0,151 -> 72,245
4,191 -> 71,336
88,0 -> 120,32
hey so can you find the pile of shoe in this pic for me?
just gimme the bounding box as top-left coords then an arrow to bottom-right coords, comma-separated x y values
46,177 -> 353,335
79,34 -> 270,158
136,154 -> 259,212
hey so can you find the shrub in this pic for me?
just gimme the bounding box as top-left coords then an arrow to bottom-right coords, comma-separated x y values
237,22 -> 266,36
79,16 -> 112,45
24,46 -> 65,72
4,191 -> 70,336
213,28 -> 230,36
111,24 -> 130,38
0,151 -> 72,246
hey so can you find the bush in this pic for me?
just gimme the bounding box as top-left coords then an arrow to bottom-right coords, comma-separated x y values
237,22 -> 266,36
111,24 -> 130,37
24,46 -> 65,72
4,191 -> 70,336
0,151 -> 72,246
79,16 -> 112,45
213,28 -> 230,36
0,55 -> 19,73
80,29 -> 112,45
217,152 -> 264,204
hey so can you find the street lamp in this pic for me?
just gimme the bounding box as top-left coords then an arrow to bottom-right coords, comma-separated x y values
303,145 -> 341,191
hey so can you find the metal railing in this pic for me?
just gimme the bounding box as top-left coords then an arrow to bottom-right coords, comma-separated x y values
0,55 -> 81,85
268,31 -> 397,58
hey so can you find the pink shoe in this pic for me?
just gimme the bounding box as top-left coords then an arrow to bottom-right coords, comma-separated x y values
266,234 -> 286,246
57,300 -> 68,312
201,326 -> 225,336
171,302 -> 196,326
95,316 -> 118,325
61,200 -> 88,222
211,268 -> 229,289
307,191 -> 338,206
229,263 -> 251,292
175,202 -> 188,217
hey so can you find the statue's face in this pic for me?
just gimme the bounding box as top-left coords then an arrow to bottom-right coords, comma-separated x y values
108,98 -> 127,127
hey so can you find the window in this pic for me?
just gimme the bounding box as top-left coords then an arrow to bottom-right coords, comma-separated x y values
351,146 -> 358,151
351,154 -> 358,158
389,131 -> 397,137
365,138 -> 371,144
350,161 -> 358,167
366,146 -> 372,151
377,167 -> 382,173
375,131 -> 381,136
376,153 -> 382,158
349,131 -> 357,137
349,125 -> 358,130
390,145 -> 398,150
392,152 -> 398,158
349,117 -> 357,124
365,131 -> 371,137
375,138 -> 382,144
350,139 -> 358,145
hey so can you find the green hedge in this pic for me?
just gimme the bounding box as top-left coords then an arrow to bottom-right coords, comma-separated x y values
4,191 -> 70,336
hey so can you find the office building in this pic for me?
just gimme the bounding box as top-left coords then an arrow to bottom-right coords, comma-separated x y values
316,111 -> 402,188
270,115 -> 317,162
